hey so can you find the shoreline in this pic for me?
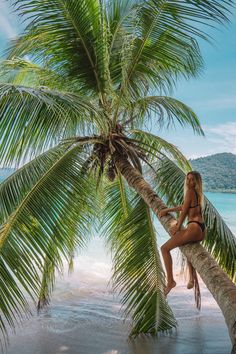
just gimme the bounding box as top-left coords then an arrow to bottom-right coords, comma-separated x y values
206,190 -> 236,194
6,269 -> 232,354
5,240 -> 232,354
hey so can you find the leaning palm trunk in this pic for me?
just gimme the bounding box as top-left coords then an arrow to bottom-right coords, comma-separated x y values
114,153 -> 236,354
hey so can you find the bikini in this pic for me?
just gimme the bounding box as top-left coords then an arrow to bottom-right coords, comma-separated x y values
187,190 -> 206,233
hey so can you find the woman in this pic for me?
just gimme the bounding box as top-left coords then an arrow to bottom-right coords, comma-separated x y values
159,171 -> 206,296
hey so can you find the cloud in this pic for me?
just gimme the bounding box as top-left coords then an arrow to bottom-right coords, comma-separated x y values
159,120 -> 236,160
0,1 -> 17,39
205,121 -> 236,154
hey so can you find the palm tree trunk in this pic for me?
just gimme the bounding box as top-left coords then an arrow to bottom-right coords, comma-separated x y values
114,154 -> 236,354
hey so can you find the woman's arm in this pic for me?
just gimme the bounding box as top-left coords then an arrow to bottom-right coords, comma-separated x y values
159,205 -> 182,217
167,206 -> 182,213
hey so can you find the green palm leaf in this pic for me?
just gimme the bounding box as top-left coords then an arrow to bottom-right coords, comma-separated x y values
0,143 -> 72,224
0,58 -> 79,92
129,129 -> 191,170
106,0 -> 137,86
101,177 -> 177,335
0,145 -> 97,344
37,249 -> 60,311
113,0 -> 232,114
7,0 -> 107,94
37,196 -> 83,310
202,198 -> 236,280
0,83 -> 102,165
126,96 -> 204,135
0,137 -> 100,225
153,157 -> 236,281
101,174 -> 132,247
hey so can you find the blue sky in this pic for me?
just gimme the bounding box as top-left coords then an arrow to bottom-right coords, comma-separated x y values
0,0 -> 236,159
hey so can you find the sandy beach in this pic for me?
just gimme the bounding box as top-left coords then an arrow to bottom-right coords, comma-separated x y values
6,236 -> 232,354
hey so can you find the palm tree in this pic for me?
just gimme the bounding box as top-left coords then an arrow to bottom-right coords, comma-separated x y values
0,0 -> 235,351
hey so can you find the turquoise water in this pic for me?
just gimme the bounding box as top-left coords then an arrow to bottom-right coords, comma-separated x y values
205,192 -> 236,232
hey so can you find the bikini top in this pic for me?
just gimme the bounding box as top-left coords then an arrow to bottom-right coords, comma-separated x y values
189,190 -> 204,221
189,190 -> 200,209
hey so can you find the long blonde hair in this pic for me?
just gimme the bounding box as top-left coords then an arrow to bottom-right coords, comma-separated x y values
184,171 -> 204,209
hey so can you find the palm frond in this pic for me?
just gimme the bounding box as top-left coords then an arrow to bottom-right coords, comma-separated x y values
113,0 -> 232,109
0,143 -> 72,224
126,96 -> 204,135
107,0 -> 136,54
0,83 -> 103,166
0,135 -> 100,225
101,177 -> 177,335
101,174 -> 132,247
106,0 -> 138,87
0,58 -> 79,92
0,145 -> 97,343
37,251 -> 60,311
37,164 -> 97,309
37,193 -> 82,310
153,157 -> 236,282
129,129 -> 191,170
7,0 -> 108,94
203,198 -> 236,280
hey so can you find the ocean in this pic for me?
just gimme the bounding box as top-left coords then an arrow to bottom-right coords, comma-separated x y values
205,192 -> 236,233
6,192 -> 236,354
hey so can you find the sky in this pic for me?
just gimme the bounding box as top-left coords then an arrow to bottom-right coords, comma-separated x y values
0,0 -> 236,159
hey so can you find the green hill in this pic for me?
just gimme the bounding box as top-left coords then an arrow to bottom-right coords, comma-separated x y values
190,153 -> 236,193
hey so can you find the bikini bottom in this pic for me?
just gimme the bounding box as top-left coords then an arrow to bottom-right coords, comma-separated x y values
187,220 -> 206,233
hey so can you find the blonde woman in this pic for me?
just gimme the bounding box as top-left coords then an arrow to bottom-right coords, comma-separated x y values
159,171 -> 205,296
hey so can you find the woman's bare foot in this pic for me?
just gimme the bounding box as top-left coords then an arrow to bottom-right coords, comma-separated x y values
187,280 -> 194,289
164,280 -> 176,296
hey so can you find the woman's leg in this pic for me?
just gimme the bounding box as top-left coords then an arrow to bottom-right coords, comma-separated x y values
161,244 -> 176,295
161,226 -> 201,296
187,260 -> 194,289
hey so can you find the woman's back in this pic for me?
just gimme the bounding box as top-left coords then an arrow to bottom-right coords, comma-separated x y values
187,189 -> 203,222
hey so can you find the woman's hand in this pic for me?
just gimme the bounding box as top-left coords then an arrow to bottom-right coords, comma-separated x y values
158,209 -> 169,218
170,223 -> 180,235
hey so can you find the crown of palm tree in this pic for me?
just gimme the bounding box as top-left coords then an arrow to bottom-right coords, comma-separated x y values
0,0 -> 235,347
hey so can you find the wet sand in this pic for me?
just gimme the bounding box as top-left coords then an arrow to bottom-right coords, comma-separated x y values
7,286 -> 231,354
6,237 -> 232,354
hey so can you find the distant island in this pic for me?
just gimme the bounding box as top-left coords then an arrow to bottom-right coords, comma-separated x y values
0,152 -> 236,193
190,152 -> 236,193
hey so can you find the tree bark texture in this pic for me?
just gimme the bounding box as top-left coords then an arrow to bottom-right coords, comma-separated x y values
114,154 -> 236,354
